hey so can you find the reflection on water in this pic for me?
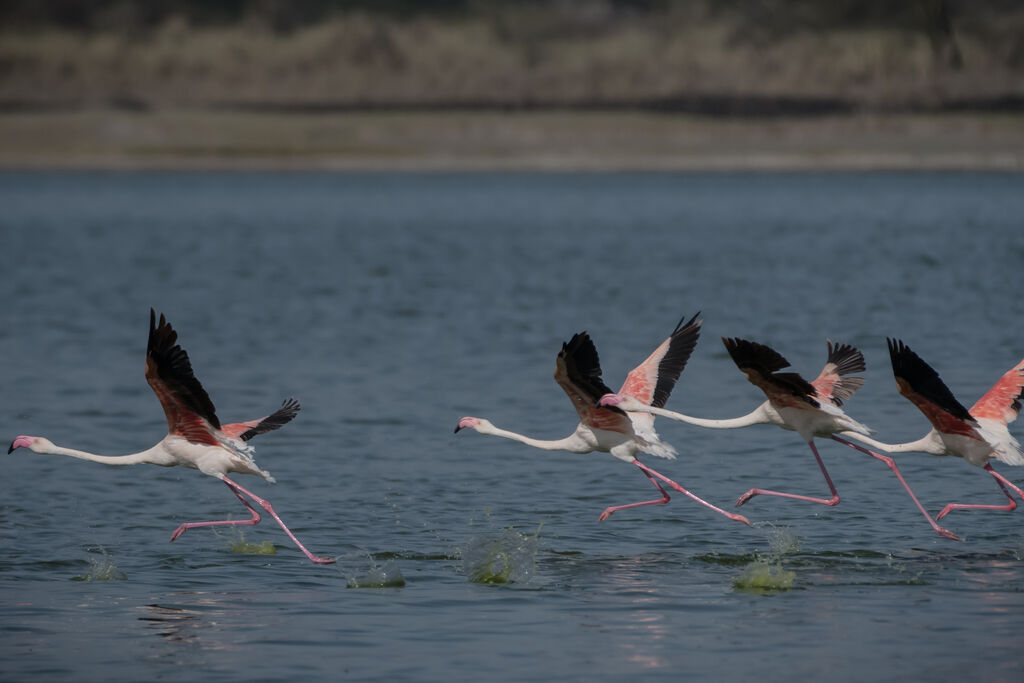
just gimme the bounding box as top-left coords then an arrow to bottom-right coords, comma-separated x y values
140,603 -> 207,644
139,592 -> 264,653
618,608 -> 671,670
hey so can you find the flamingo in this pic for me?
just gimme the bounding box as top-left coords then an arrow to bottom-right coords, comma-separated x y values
840,338 -> 1024,521
8,309 -> 334,564
455,314 -> 750,526
599,338 -> 959,540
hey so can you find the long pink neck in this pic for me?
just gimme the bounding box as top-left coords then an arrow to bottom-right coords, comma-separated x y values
477,424 -> 590,453
838,431 -> 942,455
34,441 -> 173,466
640,403 -> 773,429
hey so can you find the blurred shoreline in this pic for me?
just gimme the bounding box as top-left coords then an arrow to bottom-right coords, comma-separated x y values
3,2 -> 1021,171
1,108 -> 1021,171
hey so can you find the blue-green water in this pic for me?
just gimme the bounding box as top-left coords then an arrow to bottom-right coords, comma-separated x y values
1,171 -> 1023,681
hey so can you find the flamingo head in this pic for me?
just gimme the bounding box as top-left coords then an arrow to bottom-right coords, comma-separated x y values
8,435 -> 47,454
454,416 -> 491,434
597,393 -> 646,412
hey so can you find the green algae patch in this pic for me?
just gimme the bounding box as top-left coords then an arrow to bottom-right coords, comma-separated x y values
230,539 -> 278,555
733,560 -> 796,592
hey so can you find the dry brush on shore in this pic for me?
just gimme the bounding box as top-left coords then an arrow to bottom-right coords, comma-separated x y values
1,1 -> 1022,114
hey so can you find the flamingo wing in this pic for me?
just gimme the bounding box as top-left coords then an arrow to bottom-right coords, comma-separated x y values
969,358 -> 1024,425
722,337 -> 818,409
618,312 -> 701,408
555,332 -> 632,434
887,338 -> 978,438
811,340 -> 866,406
145,309 -> 222,446
222,398 -> 301,442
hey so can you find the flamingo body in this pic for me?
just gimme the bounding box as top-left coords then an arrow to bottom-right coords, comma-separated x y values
841,339 -> 1024,520
456,314 -> 749,525
8,310 -> 333,564
599,337 -> 958,540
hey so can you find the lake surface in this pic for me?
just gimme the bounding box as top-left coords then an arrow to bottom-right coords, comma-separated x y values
1,170 -> 1023,682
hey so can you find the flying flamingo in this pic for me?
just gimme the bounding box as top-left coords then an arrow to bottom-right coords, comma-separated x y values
599,337 -> 959,540
8,309 -> 334,564
840,338 -> 1024,521
455,314 -> 750,526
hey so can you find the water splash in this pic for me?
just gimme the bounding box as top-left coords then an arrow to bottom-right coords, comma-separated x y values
732,525 -> 799,593
884,554 -> 927,584
461,524 -> 541,585
764,525 -> 802,556
346,558 -> 406,588
733,561 -> 797,592
72,549 -> 126,581
218,528 -> 277,555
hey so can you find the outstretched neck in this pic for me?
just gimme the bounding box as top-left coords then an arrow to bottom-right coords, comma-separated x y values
478,424 -> 590,454
31,441 -> 174,467
839,431 -> 941,454
642,403 -> 773,429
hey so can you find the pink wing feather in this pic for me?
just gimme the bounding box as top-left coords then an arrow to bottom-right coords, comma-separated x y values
145,309 -> 222,446
221,398 -> 301,441
618,313 -> 701,408
810,340 -> 866,406
969,359 -> 1024,425
555,332 -> 632,435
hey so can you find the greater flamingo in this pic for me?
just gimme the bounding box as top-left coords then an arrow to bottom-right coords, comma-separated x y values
599,338 -> 959,540
840,338 -> 1024,521
8,309 -> 334,564
455,314 -> 750,525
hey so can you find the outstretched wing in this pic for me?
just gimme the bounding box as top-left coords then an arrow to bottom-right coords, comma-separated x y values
722,337 -> 818,409
222,398 -> 301,442
969,358 -> 1024,426
811,340 -> 866,406
887,338 -> 978,438
145,309 -> 221,445
619,312 -> 701,409
555,332 -> 632,434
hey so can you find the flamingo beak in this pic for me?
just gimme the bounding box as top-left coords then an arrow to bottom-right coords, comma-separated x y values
8,435 -> 34,453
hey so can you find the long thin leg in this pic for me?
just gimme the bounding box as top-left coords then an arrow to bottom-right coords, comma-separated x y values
833,436 -> 960,541
598,469 -> 671,521
936,463 -> 1023,520
170,486 -> 261,540
170,476 -> 335,564
736,440 -> 840,507
633,460 -> 751,526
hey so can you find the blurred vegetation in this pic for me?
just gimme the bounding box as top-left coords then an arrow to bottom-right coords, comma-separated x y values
1,0 -> 1021,113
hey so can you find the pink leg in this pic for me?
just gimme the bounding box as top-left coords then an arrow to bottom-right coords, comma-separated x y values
632,460 -> 751,526
170,477 -> 335,565
833,436 -> 960,541
598,469 -> 671,521
736,440 -> 840,507
936,463 -> 1022,520
170,486 -> 261,540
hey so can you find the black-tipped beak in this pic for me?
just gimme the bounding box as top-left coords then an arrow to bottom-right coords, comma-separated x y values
454,424 -> 463,434
7,443 -> 16,454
